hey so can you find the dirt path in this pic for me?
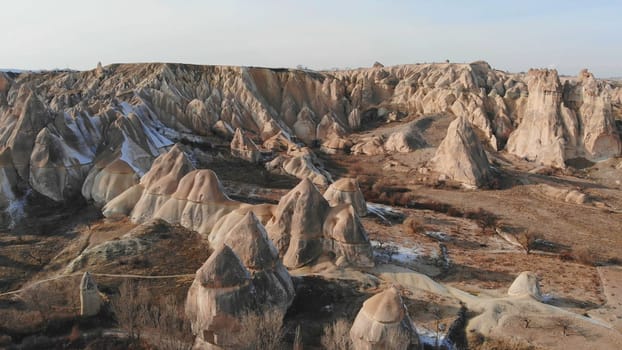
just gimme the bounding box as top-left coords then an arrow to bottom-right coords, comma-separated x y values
0,272 -> 195,297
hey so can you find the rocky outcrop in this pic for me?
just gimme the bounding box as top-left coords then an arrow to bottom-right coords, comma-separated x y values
266,146 -> 332,187
185,245 -> 256,349
266,178 -> 373,268
350,286 -> 420,349
154,169 -> 240,235
508,271 -> 542,300
507,69 -> 620,167
79,272 -> 102,317
430,117 -> 492,187
323,204 -> 374,267
82,158 -> 139,206
266,178 -> 329,268
2,62 -> 622,224
323,177 -> 367,217
185,240 -> 293,349
102,144 -> 193,219
230,128 -> 261,163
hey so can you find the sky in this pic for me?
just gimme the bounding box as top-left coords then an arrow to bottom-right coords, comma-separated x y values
1,0 -> 621,77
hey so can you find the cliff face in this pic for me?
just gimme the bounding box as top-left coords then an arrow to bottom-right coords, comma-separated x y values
0,62 -> 620,226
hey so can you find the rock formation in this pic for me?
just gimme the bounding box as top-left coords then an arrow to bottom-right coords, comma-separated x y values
185,238 -> 293,349
230,128 -> 261,163
266,178 -> 329,268
430,117 -> 492,187
323,177 -> 368,217
154,169 -> 240,235
350,286 -> 420,349
79,272 -> 102,317
507,271 -> 542,300
265,177 -> 373,268
102,144 -> 193,219
507,69 -> 620,167
82,158 -> 139,206
1,62 -> 621,224
266,146 -> 332,187
323,204 -> 374,267
185,245 -> 256,349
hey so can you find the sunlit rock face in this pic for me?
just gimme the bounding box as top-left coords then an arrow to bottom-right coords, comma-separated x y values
430,116 -> 493,188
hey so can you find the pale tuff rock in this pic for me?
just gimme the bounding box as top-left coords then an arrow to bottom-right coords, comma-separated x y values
185,245 -> 256,349
266,146 -> 331,187
219,212 -> 295,312
2,62 -> 622,225
430,117 -> 492,187
266,177 -> 373,268
506,69 -> 570,167
323,177 -> 368,217
323,204 -> 374,267
185,242 -> 292,349
154,169 -> 240,235
82,158 -> 139,206
230,128 -> 261,163
209,204 -> 276,246
266,178 -> 329,268
351,122 -> 425,155
102,144 -> 193,218
129,145 -> 194,223
80,272 -> 102,317
539,184 -> 589,204
350,286 -> 420,349
262,130 -> 297,152
507,271 -> 542,300
507,69 -> 621,166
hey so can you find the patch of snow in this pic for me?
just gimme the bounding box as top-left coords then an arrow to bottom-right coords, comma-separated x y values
426,231 -> 450,241
416,325 -> 456,350
367,202 -> 404,223
371,240 -> 423,264
5,189 -> 31,229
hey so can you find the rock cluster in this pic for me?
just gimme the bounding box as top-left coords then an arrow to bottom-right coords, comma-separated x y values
265,178 -> 373,268
1,62 -> 621,224
230,128 -> 261,163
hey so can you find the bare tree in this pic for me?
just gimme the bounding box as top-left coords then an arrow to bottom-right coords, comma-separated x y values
555,318 -> 573,336
321,319 -> 352,350
112,280 -> 149,342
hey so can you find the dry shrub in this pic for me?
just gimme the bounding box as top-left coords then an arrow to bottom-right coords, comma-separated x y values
465,208 -> 498,234
112,280 -> 150,342
237,309 -> 285,350
321,319 -> 352,350
468,332 -> 543,350
573,247 -> 599,266
403,216 -> 425,235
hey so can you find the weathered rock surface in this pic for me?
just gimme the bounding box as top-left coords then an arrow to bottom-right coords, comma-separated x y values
230,128 -> 261,163
79,272 -> 102,317
430,117 -> 492,187
266,177 -> 373,268
1,62 -> 621,223
185,241 -> 293,349
350,286 -> 420,349
507,271 -> 542,300
323,177 -> 368,217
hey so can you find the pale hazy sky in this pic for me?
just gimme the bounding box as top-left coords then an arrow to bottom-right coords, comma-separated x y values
1,0 -> 621,77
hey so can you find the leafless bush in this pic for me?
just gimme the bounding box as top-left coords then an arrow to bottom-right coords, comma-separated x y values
237,309 -> 285,350
468,332 -> 543,350
112,280 -> 150,342
466,207 -> 499,235
554,317 -> 573,336
150,295 -> 193,350
21,285 -> 64,331
321,319 -> 352,350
